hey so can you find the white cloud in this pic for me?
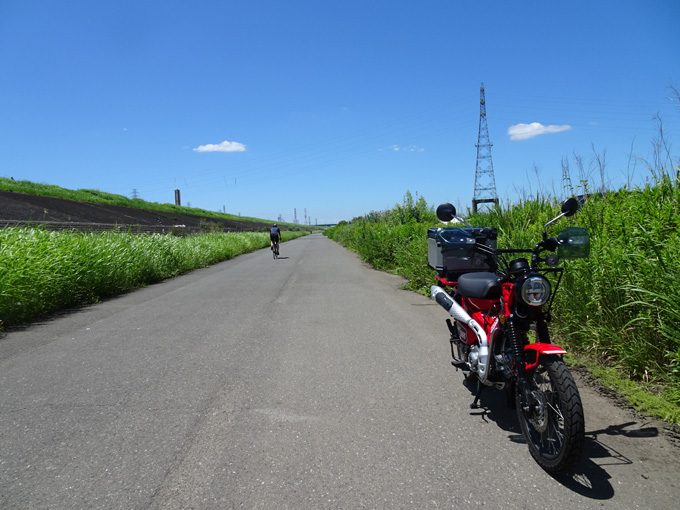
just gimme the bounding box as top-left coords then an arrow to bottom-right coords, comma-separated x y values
378,144 -> 424,152
193,140 -> 246,152
507,123 -> 572,141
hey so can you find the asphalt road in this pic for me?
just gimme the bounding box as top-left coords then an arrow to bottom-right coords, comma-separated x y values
1,233 -> 678,509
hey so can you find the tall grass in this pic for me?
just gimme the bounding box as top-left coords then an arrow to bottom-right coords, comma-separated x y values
325,178 -> 680,421
0,228 -> 307,325
548,177 -> 680,406
327,191 -> 438,293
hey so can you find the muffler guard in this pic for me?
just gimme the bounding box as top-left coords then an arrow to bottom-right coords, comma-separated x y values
431,286 -> 490,382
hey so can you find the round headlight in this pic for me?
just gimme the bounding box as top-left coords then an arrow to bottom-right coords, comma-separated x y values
521,276 -> 551,306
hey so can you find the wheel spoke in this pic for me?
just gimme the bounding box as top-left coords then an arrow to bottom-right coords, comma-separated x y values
517,356 -> 585,473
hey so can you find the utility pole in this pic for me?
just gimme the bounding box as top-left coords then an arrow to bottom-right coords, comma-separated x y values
293,208 -> 298,224
472,83 -> 499,213
131,189 -> 140,199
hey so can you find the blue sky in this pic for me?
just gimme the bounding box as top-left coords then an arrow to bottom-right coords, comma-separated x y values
1,0 -> 679,224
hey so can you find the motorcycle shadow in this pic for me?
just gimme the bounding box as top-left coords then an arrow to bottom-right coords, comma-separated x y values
459,375 -> 623,501
556,421 -> 660,500
460,375 -> 520,434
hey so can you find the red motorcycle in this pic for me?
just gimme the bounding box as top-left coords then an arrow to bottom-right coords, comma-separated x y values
429,198 -> 589,474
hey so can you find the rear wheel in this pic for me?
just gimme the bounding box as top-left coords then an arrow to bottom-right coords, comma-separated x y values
516,356 -> 584,474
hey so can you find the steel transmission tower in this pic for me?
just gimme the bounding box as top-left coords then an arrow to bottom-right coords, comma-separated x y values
472,83 -> 499,213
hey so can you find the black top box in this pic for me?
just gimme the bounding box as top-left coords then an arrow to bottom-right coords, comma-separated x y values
427,226 -> 497,279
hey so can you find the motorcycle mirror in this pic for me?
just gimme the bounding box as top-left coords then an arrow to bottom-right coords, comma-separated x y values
561,197 -> 579,217
436,203 -> 456,222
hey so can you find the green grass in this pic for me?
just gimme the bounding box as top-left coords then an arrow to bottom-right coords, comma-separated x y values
0,177 -> 310,326
570,352 -> 680,424
325,180 -> 680,424
0,228 -> 308,326
0,177 -> 302,228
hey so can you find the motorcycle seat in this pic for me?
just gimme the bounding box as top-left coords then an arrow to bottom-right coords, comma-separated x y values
457,272 -> 502,300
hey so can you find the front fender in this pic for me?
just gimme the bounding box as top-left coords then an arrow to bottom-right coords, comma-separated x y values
524,342 -> 567,371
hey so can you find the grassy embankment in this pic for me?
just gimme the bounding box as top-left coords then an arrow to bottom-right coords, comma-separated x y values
0,177 -> 305,230
324,181 -> 680,425
0,178 -> 308,326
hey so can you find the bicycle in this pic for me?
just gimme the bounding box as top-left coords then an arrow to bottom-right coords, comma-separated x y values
270,224 -> 281,260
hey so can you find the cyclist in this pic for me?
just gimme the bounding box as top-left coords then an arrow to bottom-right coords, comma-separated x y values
270,224 -> 281,254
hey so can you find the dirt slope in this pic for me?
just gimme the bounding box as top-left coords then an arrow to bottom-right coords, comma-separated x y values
0,190 -> 273,232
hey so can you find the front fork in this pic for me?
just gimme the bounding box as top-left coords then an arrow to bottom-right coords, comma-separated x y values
534,318 -> 551,343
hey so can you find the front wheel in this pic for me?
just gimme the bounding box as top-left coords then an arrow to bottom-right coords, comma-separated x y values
516,356 -> 585,474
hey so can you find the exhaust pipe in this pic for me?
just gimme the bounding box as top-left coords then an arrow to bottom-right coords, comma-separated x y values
431,286 -> 490,382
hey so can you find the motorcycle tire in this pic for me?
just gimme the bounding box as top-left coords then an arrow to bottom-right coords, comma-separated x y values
516,355 -> 585,474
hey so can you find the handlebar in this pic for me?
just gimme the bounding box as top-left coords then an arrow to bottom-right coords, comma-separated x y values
475,236 -> 562,274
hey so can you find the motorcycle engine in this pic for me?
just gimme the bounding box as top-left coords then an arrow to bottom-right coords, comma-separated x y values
493,334 -> 514,381
468,345 -> 479,372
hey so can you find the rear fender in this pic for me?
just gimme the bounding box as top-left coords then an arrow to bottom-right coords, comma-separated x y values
524,343 -> 566,371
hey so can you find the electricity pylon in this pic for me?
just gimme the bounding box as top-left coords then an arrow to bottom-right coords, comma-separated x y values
472,83 -> 499,213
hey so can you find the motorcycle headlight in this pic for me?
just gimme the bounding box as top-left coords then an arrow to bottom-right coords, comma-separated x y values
521,276 -> 551,306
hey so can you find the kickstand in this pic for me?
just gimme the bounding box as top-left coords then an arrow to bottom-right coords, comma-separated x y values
470,380 -> 483,409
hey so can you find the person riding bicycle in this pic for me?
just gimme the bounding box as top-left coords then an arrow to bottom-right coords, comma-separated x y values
270,224 -> 281,252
